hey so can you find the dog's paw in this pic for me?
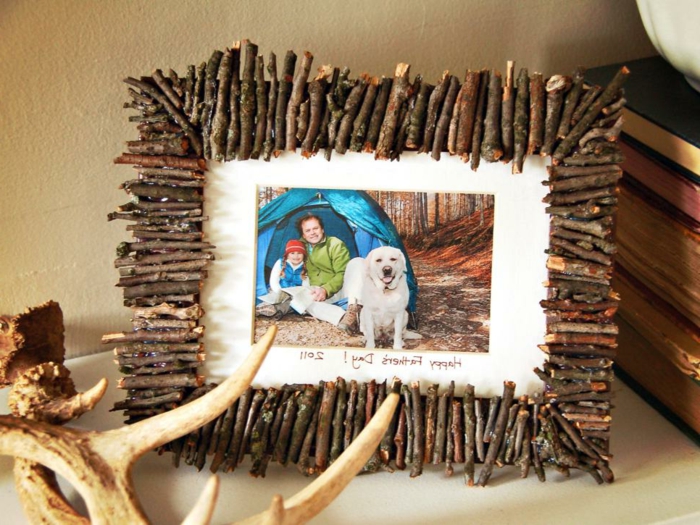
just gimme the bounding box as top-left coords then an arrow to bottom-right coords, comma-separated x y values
393,341 -> 404,350
403,330 -> 423,340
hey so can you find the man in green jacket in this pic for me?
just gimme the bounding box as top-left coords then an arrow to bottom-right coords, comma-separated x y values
297,213 -> 360,332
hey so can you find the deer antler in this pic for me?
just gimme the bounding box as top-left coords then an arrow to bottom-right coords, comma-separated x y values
238,380 -> 401,525
97,326 -> 277,464
3,325 -> 401,525
0,326 -> 277,525
9,361 -> 108,424
182,475 -> 220,525
9,361 -> 108,525
13,457 -> 91,525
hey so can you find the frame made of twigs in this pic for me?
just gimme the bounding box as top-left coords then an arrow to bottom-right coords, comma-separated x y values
102,40 -> 627,486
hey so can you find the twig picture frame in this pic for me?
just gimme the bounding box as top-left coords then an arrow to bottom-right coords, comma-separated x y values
104,40 -> 626,486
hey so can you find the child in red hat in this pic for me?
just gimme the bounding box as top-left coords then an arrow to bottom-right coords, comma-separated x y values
273,239 -> 308,290
256,239 -> 309,318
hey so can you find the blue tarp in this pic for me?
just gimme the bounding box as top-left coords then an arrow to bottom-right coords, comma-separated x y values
256,188 -> 418,311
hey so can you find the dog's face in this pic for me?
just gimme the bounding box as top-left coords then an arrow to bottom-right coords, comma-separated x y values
366,246 -> 406,291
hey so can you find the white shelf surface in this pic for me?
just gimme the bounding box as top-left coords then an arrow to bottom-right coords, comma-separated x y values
1,351 -> 699,524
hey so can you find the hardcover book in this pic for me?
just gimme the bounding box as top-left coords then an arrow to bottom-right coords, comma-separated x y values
587,56 -> 700,179
588,58 -> 700,435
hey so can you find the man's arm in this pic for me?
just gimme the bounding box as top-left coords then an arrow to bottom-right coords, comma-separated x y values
321,238 -> 351,296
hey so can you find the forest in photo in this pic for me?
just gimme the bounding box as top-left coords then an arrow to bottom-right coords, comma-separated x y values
254,187 -> 495,352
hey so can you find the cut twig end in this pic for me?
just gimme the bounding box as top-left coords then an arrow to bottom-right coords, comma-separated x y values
315,64 -> 333,81
395,63 -> 410,77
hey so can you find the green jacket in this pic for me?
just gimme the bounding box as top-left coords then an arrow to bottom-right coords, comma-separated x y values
303,236 -> 351,296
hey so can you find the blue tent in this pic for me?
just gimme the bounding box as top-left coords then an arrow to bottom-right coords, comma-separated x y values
256,188 -> 418,311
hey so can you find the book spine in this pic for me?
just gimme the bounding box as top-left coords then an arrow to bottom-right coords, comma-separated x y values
620,139 -> 700,224
616,180 -> 700,327
614,265 -> 700,380
622,108 -> 700,178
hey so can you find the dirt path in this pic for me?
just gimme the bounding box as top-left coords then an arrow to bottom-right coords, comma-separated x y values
408,253 -> 490,352
254,251 -> 491,353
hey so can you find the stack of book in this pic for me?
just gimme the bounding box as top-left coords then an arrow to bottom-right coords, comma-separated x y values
587,57 -> 700,437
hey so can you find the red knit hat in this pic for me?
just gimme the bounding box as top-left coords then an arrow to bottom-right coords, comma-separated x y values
285,239 -> 307,257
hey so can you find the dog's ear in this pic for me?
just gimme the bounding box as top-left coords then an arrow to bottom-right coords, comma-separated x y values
364,260 -> 373,279
399,249 -> 406,269
365,247 -> 378,269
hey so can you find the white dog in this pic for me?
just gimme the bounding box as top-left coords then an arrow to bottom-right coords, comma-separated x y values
352,246 -> 420,350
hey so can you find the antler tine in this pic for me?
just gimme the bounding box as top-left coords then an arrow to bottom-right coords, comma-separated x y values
282,380 -> 400,522
13,459 -> 89,525
41,377 -> 108,423
237,379 -> 401,525
260,495 -> 285,525
0,417 -> 89,493
96,326 -> 277,463
9,374 -> 107,525
181,475 -> 220,525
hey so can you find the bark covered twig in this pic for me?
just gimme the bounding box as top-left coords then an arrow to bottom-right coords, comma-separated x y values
211,48 -> 233,161
376,64 -> 411,160
285,51 -> 314,152
237,41 -> 258,161
480,69 -> 503,162
512,68 -> 529,173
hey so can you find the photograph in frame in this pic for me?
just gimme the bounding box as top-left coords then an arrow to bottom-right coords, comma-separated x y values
253,186 -> 495,354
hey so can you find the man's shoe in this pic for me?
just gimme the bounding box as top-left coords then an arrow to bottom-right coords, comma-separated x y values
256,303 -> 278,317
338,304 -> 361,334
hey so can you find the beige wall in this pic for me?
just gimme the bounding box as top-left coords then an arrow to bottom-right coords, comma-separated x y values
0,0 -> 655,356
